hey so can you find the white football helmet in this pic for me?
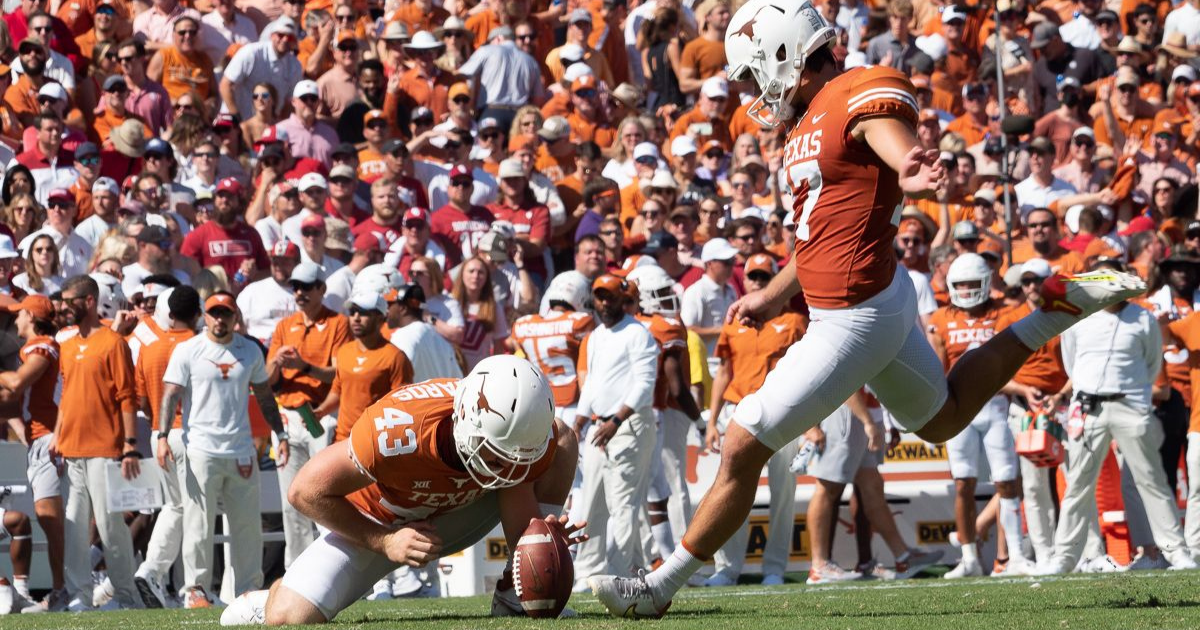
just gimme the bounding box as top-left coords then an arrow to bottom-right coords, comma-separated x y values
725,0 -> 836,128
543,271 -> 591,312
946,253 -> 992,310
452,355 -> 555,490
89,272 -> 128,320
626,265 -> 680,317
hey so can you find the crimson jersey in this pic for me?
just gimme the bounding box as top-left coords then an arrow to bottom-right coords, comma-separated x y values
510,310 -> 595,408
637,314 -> 690,411
928,302 -> 1012,371
782,66 -> 919,310
347,379 -> 556,525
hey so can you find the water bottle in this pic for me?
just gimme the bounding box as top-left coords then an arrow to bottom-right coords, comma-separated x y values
790,441 -> 817,474
295,403 -> 325,438
234,270 -> 247,285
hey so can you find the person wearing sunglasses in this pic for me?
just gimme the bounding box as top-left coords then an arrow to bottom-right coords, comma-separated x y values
315,32 -> 363,120
9,38 -> 58,127
1133,120 -> 1192,201
275,80 -> 339,168
395,30 -> 452,123
91,75 -> 138,144
565,74 -> 617,148
1029,22 -> 1106,116
219,18 -> 303,120
114,40 -> 173,135
1016,207 -> 1088,278
668,76 -> 733,150
121,224 -> 189,302
145,15 -> 215,102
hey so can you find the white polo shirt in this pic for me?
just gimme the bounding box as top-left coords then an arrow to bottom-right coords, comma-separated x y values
163,332 -> 269,459
681,273 -> 738,354
389,320 -> 463,382
1015,175 -> 1076,221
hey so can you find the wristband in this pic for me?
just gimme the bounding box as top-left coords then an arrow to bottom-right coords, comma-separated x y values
276,432 -> 289,443
121,451 -> 143,460
157,434 -> 169,440
608,416 -> 623,427
125,437 -> 138,446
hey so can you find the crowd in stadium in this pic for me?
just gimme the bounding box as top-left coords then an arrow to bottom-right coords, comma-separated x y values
0,0 -> 1199,616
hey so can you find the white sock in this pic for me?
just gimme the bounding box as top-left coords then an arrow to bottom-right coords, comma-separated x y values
651,519 -> 675,561
1009,310 -> 1078,350
645,545 -> 702,600
999,497 -> 1025,561
961,542 -> 979,565
13,576 -> 30,599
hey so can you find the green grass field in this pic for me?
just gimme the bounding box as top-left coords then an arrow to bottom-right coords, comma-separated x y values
7,571 -> 1200,630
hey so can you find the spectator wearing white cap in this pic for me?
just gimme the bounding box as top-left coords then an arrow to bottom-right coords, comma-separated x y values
618,141 -> 665,219
1052,127 -> 1108,193
670,135 -> 717,206
565,75 -> 617,147
122,224 -> 191,300
160,291 -> 289,608
281,172 -> 330,245
0,235 -> 19,297
220,17 -> 302,120
73,177 -> 122,249
546,9 -> 615,86
668,76 -> 732,150
681,237 -> 739,373
252,181 -> 301,251
275,80 -> 339,167
237,240 -> 301,345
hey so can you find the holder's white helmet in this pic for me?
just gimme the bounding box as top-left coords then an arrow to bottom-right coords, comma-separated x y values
543,271 -> 591,312
725,0 -> 836,128
452,355 -> 555,490
946,253 -> 992,310
626,265 -> 680,317
89,272 -> 128,320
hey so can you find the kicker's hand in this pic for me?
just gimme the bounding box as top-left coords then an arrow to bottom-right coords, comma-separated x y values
726,289 -> 770,326
897,147 -> 945,200
383,521 -> 444,567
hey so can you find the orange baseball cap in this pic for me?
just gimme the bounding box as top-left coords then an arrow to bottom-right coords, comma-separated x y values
336,32 -> 358,47
7,295 -> 53,320
449,82 -> 470,100
571,75 -> 598,93
363,109 -> 386,125
918,108 -> 939,124
745,253 -> 778,276
508,132 -> 539,153
591,274 -> 625,295
204,293 -> 238,314
898,217 -> 926,236
1153,119 -> 1177,137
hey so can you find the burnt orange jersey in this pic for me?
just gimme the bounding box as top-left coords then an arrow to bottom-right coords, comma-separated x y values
136,327 -> 196,432
714,312 -> 806,404
347,379 -> 556,525
782,66 -> 918,310
637,314 -> 691,411
332,341 -> 414,442
511,310 -> 594,408
268,308 -> 352,409
19,336 -> 59,443
1135,294 -> 1192,403
928,302 -> 1011,371
996,302 -> 1067,395
1167,312 -> 1200,433
57,327 -> 136,459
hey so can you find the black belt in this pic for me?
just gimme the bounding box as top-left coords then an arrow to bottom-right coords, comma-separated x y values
1076,392 -> 1125,416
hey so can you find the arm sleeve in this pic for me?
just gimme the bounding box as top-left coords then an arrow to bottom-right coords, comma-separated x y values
223,46 -> 251,83
844,67 -> 919,133
457,47 -> 484,78
135,352 -> 147,400
620,326 -> 661,412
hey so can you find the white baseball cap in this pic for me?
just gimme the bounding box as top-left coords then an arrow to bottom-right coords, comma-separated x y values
292,80 -> 319,99
701,237 -> 738,263
289,261 -> 324,284
345,291 -> 387,315
1020,258 -> 1052,279
0,234 -> 17,259
498,158 -> 525,179
700,76 -> 729,99
299,172 -> 327,191
38,82 -> 68,102
633,142 -> 661,161
92,176 -> 120,196
1172,65 -> 1197,83
670,135 -> 698,157
563,62 -> 593,83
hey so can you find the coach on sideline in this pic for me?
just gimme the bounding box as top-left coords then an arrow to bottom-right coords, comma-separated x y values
161,292 -> 290,608
54,275 -> 140,610
573,274 -> 660,586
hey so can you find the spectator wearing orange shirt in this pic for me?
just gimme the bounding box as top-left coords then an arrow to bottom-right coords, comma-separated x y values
677,0 -> 729,95
146,16 -> 215,101
266,261 -> 351,567
394,31 -> 455,125
55,274 -> 140,610
546,9 -> 615,87
91,75 -> 145,144
535,116 -> 575,183
565,75 -> 616,148
357,110 -> 391,183
315,292 -> 413,442
946,82 -> 991,148
391,0 -> 449,37
6,38 -> 56,127
1094,67 -> 1156,150
668,77 -> 733,150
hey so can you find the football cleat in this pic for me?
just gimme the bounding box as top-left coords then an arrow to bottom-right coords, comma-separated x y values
220,589 -> 268,626
806,562 -> 861,584
21,588 -> 69,614
1078,555 -> 1126,574
1039,271 -> 1147,318
894,548 -> 943,580
92,575 -> 115,608
856,559 -> 896,581
588,573 -> 671,619
760,574 -> 785,586
134,567 -> 167,609
702,573 -> 737,587
182,585 -> 213,609
993,556 -> 1036,577
1165,549 -> 1198,570
943,560 -> 982,579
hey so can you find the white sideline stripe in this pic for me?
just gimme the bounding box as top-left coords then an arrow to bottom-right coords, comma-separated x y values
522,599 -> 559,610
518,533 -> 553,546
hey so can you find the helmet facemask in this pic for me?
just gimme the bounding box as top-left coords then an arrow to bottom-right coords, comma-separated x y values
451,420 -> 542,490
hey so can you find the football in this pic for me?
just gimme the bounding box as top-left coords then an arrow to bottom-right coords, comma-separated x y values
513,517 -> 573,618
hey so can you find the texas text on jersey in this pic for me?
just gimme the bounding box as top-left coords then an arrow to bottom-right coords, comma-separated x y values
346,379 -> 557,525
782,65 -> 919,310
929,303 -> 1013,370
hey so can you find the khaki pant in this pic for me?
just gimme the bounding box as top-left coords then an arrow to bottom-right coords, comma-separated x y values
141,431 -> 186,579
63,457 -> 138,607
574,409 -> 656,579
181,448 -> 263,596
1052,399 -> 1187,567
276,408 -> 328,568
